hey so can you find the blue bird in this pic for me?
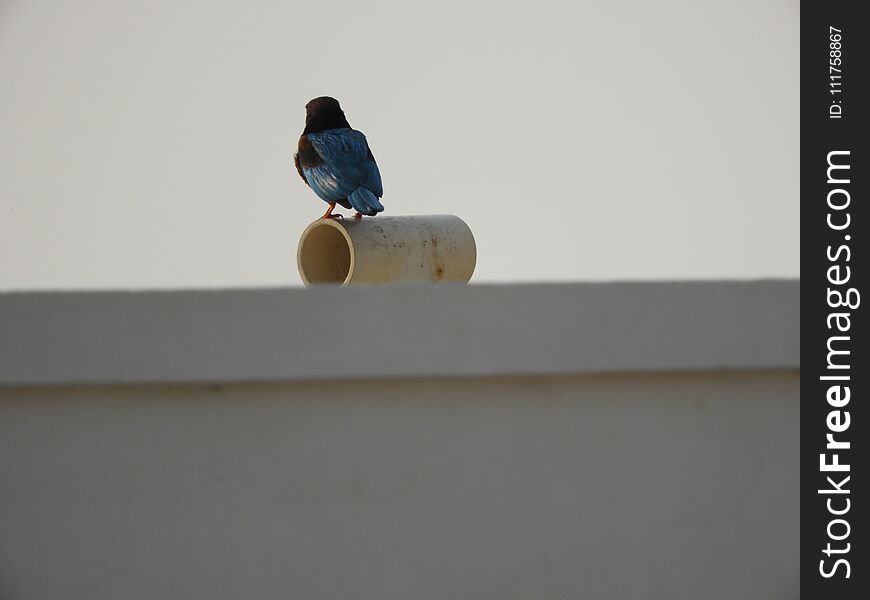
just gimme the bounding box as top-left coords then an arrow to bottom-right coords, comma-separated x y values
293,97 -> 384,220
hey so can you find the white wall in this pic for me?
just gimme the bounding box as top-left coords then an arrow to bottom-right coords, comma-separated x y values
0,281 -> 799,598
0,371 -> 798,600
0,281 -> 799,384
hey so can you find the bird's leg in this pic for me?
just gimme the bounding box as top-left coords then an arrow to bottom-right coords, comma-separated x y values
353,212 -> 363,220
321,203 -> 343,219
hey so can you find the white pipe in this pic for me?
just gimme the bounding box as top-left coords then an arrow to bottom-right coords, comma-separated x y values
297,215 -> 476,285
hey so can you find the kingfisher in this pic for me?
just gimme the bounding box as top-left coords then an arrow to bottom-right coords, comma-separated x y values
293,96 -> 384,219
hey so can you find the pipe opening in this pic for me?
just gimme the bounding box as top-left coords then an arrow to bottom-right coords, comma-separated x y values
298,222 -> 352,284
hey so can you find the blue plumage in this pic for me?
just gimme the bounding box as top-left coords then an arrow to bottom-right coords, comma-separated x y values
294,97 -> 384,219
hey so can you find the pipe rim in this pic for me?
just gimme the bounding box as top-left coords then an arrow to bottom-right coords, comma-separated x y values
297,218 -> 355,286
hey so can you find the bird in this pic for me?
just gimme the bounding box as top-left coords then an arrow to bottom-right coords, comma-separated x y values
293,96 -> 384,220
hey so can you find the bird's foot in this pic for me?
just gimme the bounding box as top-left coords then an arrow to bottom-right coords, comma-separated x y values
320,202 -> 345,220
321,203 -> 344,219
353,212 -> 363,220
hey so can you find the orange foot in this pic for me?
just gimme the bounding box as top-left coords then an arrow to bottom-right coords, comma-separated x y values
321,203 -> 343,219
353,212 -> 363,220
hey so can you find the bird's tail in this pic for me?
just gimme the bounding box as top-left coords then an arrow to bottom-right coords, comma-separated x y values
347,187 -> 384,216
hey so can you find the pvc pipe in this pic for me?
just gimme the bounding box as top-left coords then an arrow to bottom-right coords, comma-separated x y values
297,215 -> 476,285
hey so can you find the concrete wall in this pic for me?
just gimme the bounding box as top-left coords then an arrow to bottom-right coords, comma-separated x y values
0,282 -> 799,599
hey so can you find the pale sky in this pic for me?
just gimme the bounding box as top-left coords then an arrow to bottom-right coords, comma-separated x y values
0,0 -> 799,290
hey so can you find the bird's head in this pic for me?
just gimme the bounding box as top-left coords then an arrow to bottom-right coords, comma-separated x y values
303,96 -> 351,134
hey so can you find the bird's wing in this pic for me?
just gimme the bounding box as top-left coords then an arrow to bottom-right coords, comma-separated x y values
301,129 -> 382,202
